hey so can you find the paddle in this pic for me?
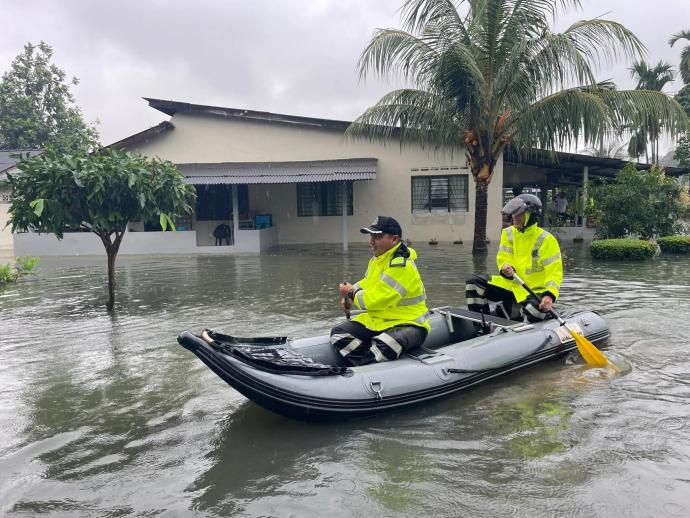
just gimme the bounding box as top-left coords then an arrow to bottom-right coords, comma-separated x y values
340,281 -> 352,320
510,273 -> 609,367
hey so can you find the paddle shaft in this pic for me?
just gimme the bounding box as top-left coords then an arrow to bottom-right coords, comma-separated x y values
511,273 -> 611,368
511,273 -> 567,326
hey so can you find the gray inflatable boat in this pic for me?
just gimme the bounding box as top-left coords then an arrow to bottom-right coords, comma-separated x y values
177,306 -> 609,421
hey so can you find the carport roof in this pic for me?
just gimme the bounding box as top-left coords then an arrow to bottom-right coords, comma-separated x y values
176,158 -> 377,184
505,147 -> 688,184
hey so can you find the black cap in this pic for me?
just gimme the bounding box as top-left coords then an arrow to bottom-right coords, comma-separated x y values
360,216 -> 403,237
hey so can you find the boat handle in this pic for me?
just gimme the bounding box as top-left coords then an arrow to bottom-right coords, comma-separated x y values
370,381 -> 384,400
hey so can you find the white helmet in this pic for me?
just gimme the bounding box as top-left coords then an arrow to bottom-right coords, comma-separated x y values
501,193 -> 542,216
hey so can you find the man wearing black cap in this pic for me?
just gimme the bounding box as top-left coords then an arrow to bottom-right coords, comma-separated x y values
331,216 -> 431,366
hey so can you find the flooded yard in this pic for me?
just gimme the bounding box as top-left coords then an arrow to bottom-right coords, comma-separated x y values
1,243 -> 689,517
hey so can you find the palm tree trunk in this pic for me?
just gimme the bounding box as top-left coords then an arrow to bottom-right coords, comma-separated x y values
472,180 -> 489,255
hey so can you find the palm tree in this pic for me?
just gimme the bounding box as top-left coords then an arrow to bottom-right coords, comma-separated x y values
669,30 -> 690,85
347,0 -> 688,255
628,60 -> 675,163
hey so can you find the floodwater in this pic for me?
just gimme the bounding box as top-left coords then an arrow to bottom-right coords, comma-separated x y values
1,243 -> 689,517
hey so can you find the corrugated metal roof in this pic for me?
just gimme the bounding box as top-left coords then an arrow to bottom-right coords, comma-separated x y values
177,158 -> 377,185
0,150 -> 42,181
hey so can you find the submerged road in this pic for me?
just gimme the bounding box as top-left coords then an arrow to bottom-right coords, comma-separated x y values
1,243 -> 688,517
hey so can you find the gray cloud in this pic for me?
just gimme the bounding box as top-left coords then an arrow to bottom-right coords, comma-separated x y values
1,0 -> 688,146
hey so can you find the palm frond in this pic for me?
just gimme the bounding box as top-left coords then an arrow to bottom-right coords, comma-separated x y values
509,88 -> 611,150
564,18 -> 646,67
668,30 -> 690,47
345,88 -> 466,150
669,30 -> 690,85
357,29 -> 439,84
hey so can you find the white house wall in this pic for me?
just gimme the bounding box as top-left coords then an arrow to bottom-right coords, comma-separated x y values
0,186 -> 12,255
129,112 -> 504,245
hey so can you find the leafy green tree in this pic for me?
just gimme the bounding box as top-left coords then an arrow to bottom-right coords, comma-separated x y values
7,148 -> 195,309
591,164 -> 685,239
669,30 -> 690,85
627,60 -> 675,163
347,0 -> 689,255
0,42 -> 97,150
673,85 -> 690,168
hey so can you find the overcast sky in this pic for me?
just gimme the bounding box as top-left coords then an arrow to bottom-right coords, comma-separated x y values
1,0 -> 689,147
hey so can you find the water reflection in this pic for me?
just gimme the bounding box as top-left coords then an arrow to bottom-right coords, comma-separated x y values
1,243 -> 690,516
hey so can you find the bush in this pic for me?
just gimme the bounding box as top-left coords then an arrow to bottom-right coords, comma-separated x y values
590,239 -> 657,260
0,255 -> 40,285
657,235 -> 690,254
591,164 -> 685,239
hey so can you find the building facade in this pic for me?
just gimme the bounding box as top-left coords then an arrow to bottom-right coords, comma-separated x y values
9,99 -> 505,256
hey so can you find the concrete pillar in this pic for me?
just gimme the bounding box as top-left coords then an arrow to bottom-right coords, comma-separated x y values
539,182 -> 548,226
232,184 -> 239,244
581,165 -> 589,229
341,181 -> 348,253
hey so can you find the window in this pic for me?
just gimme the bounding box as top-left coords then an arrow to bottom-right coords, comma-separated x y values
411,174 -> 468,213
297,182 -> 353,217
195,185 -> 231,221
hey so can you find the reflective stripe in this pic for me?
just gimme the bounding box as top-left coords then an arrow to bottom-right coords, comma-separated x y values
505,227 -> 514,244
498,246 -> 514,254
466,297 -> 487,305
380,274 -> 407,296
330,333 -> 353,344
352,282 -> 361,290
356,290 -> 366,310
375,332 -> 403,357
397,292 -> 427,306
369,343 -> 387,362
465,283 -> 486,295
408,260 -> 418,272
523,303 -> 546,319
545,280 -> 560,291
526,231 -> 549,274
414,314 -> 429,325
338,338 -> 363,357
541,252 -> 562,267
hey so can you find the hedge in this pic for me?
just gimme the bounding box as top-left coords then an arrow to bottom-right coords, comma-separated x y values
657,236 -> 690,254
590,239 -> 657,260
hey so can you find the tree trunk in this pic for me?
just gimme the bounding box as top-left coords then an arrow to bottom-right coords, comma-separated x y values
472,179 -> 489,255
98,230 -> 124,311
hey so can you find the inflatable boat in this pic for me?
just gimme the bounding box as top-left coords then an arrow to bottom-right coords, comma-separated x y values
177,306 -> 609,421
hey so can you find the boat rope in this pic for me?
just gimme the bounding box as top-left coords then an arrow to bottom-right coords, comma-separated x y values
447,334 -> 554,374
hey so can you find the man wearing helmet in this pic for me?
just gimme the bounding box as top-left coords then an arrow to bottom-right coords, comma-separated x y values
465,193 -> 563,322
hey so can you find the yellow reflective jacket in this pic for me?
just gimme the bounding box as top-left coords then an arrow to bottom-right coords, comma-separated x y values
489,221 -> 563,303
351,242 -> 431,332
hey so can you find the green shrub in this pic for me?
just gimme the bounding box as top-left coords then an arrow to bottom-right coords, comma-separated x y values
0,263 -> 18,284
590,239 -> 657,260
0,256 -> 40,285
657,235 -> 690,254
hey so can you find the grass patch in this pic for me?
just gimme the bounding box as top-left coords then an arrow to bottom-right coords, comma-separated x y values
590,239 -> 656,260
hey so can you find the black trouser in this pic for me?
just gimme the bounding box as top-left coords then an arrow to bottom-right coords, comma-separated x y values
465,274 -> 551,323
330,320 -> 427,366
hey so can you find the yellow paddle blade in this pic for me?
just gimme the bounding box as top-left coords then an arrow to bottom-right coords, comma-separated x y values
572,331 -> 609,367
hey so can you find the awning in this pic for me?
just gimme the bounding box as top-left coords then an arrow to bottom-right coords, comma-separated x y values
176,158 -> 377,185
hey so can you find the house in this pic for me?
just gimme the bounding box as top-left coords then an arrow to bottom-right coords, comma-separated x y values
13,99 -> 505,256
0,150 -> 42,256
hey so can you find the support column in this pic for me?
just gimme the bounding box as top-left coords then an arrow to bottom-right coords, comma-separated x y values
232,184 -> 239,245
539,181 -> 548,226
341,181 -> 348,253
581,165 -> 589,229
